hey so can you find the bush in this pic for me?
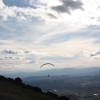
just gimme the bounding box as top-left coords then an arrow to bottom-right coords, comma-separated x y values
0,75 -> 7,81
45,91 -> 58,100
26,84 -> 42,93
58,96 -> 70,100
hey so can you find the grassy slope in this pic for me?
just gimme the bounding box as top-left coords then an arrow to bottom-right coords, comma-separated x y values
0,81 -> 56,100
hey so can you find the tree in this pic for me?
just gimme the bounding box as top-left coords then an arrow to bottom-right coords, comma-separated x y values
15,77 -> 22,85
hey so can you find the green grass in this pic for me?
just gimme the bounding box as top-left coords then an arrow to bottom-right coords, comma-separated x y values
0,81 -> 56,100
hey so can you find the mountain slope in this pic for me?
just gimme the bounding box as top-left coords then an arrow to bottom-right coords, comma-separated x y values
0,80 -> 56,100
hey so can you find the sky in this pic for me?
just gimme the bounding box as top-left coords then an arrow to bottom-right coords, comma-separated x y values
0,0 -> 100,74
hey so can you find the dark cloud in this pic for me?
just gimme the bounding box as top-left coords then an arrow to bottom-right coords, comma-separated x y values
96,51 -> 100,55
4,56 -> 13,59
1,49 -> 47,56
2,49 -> 18,54
51,0 -> 84,14
4,56 -> 20,60
47,13 -> 57,19
84,51 -> 100,59
2,49 -> 33,55
90,54 -> 96,57
24,51 -> 32,54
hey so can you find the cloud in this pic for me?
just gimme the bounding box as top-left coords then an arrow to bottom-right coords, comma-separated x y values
24,50 -> 49,55
1,49 -> 49,55
40,56 -> 74,61
24,50 -> 33,54
51,0 -> 84,14
4,56 -> 13,59
15,57 -> 21,59
84,50 -> 100,59
4,56 -> 21,60
0,58 -> 4,60
26,60 -> 38,64
47,13 -> 57,19
0,0 -> 5,9
0,41 -> 5,45
2,49 -> 21,54
0,0 -> 35,20
0,0 -> 100,25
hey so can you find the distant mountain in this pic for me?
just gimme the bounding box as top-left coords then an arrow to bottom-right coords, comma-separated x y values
2,67 -> 100,78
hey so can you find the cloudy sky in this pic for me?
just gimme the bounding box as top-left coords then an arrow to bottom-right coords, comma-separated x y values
0,0 -> 100,74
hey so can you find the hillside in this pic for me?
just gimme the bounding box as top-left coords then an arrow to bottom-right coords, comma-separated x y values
0,81 -> 56,100
0,75 -> 70,100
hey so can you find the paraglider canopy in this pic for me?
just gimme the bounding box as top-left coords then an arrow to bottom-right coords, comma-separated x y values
40,63 -> 54,68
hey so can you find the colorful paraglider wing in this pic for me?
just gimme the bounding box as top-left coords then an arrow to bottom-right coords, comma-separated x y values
40,63 -> 54,68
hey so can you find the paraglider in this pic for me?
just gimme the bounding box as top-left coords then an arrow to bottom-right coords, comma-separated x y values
40,63 -> 54,77
40,63 -> 54,68
48,75 -> 49,77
